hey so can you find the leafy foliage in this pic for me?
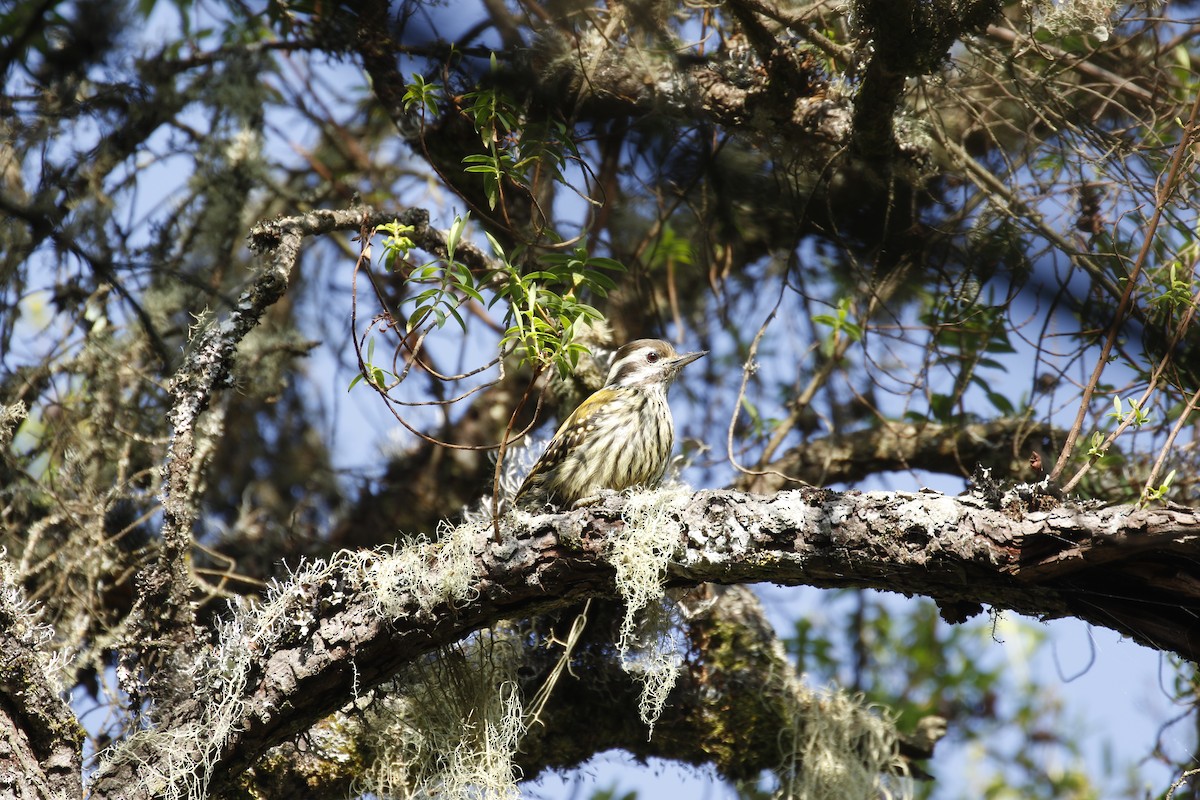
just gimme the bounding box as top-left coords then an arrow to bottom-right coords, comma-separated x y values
490,240 -> 624,376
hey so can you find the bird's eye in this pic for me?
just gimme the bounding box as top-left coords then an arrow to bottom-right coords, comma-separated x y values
646,351 -> 660,363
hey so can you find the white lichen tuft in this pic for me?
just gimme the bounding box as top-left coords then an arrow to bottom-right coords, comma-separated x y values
494,435 -> 550,507
610,487 -> 690,645
113,553 -> 368,800
736,585 -> 910,800
355,629 -> 527,799
0,547 -> 73,693
1027,0 -> 1119,41
0,401 -> 27,447
777,684 -> 910,800
617,597 -> 682,738
366,518 -> 487,617
607,486 -> 692,735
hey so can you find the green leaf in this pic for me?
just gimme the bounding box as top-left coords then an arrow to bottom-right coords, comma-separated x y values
929,393 -> 955,422
481,174 -> 499,209
986,391 -> 1015,415
740,396 -> 762,431
485,232 -> 507,261
586,272 -> 617,293
446,214 -> 469,258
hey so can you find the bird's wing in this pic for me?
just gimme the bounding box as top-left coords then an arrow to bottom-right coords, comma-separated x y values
515,388 -> 617,499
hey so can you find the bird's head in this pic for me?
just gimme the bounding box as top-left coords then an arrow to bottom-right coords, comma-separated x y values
604,339 -> 706,389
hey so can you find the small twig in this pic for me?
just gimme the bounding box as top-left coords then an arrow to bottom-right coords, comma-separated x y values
1058,281 -> 1200,495
936,135 -> 1125,306
491,367 -> 547,539
348,214 -> 513,451
526,598 -> 592,726
757,258 -> 904,468
726,287 -> 808,487
1141,384 -> 1200,504
1167,768 -> 1200,800
1053,87 -> 1200,487
985,24 -> 1153,106
729,0 -> 854,66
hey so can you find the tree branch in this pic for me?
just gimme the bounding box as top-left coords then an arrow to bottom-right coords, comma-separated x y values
851,0 -> 1000,160
124,206 -> 444,715
737,419 -> 1058,492
236,585 -> 941,795
0,562 -> 84,800
91,487 -> 1200,799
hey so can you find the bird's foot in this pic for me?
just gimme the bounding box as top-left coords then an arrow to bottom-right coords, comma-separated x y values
571,488 -> 621,509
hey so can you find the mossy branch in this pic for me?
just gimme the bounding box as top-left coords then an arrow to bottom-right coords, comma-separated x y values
90,486 -> 1200,799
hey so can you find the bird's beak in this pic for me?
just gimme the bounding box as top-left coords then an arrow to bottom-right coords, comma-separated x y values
671,350 -> 707,371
